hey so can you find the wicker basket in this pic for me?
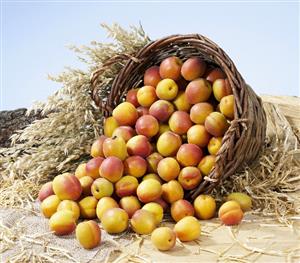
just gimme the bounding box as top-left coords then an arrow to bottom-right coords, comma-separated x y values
91,34 -> 267,200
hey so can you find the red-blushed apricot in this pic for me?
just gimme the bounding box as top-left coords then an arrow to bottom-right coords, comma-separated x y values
112,126 -> 135,142
137,106 -> 150,117
159,56 -> 183,81
198,155 -> 216,176
187,125 -> 211,148
153,198 -> 169,212
137,178 -> 162,203
176,144 -> 203,167
226,192 -> 252,212
171,199 -> 195,222
112,102 -> 138,126
220,95 -> 234,119
124,155 -> 147,178
76,220 -> 101,249
78,196 -> 98,219
104,117 -> 118,137
38,182 -> 54,202
173,91 -> 191,112
79,176 -> 94,196
162,180 -> 184,204
205,112 -> 229,137
146,152 -> 163,173
131,209 -> 156,235
126,88 -> 140,107
75,163 -> 88,179
151,227 -> 176,251
194,195 -> 216,220
142,202 -> 164,225
144,66 -> 162,87
115,175 -> 139,197
103,136 -> 127,161
212,78 -> 232,101
190,102 -> 214,124
86,157 -> 104,179
99,156 -> 124,183
135,115 -> 159,138
156,79 -> 179,101
96,197 -> 119,220
178,167 -> 202,190
208,137 -> 222,155
149,100 -> 174,122
41,195 -> 61,218
157,157 -> 180,181
119,196 -> 141,218
52,173 -> 82,201
169,111 -> 192,135
91,178 -> 114,199
137,86 -> 158,107
185,78 -> 212,104
126,135 -> 152,158
218,201 -> 244,225
57,200 -> 80,221
181,57 -> 206,81
90,135 -> 107,158
49,210 -> 76,236
101,208 -> 129,234
206,68 -> 226,83
174,216 -> 201,242
157,131 -> 182,157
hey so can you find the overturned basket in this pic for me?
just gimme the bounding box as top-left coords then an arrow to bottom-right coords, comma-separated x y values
91,34 -> 266,200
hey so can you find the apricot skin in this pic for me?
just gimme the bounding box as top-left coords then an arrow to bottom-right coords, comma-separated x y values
174,216 -> 201,242
131,209 -> 157,235
49,210 -> 76,236
76,220 -> 101,249
193,195 -> 216,220
151,227 -> 176,251
171,199 -> 195,222
218,201 -> 244,225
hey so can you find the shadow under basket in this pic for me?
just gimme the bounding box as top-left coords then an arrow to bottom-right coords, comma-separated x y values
91,34 -> 267,200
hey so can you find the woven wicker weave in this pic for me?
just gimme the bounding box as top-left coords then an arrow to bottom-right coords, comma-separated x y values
91,34 -> 266,200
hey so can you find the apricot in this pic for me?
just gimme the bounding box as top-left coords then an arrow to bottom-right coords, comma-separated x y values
127,135 -> 152,158
57,200 -> 80,221
49,210 -> 76,236
52,173 -> 82,201
78,196 -> 98,219
194,194 -> 216,220
174,216 -> 201,242
112,126 -> 135,142
90,135 -> 106,158
212,78 -> 232,101
101,208 -> 129,234
149,100 -> 174,122
86,157 -> 104,179
178,167 -> 202,190
157,157 -> 180,181
208,137 -> 222,155
162,180 -> 184,204
119,196 -> 141,218
112,102 -> 138,126
142,173 -> 162,183
75,163 -> 88,179
190,102 -> 214,124
205,112 -> 229,137
159,56 -> 182,81
115,175 -> 139,197
104,116 -> 119,137
171,199 -> 195,222
96,197 -> 119,220
103,136 -> 127,161
176,144 -> 203,167
226,192 -> 252,212
181,57 -> 206,81
153,198 -> 169,212
76,220 -> 101,249
137,106 -> 150,117
156,79 -> 178,101
126,88 -> 140,107
151,227 -> 176,251
218,201 -> 244,225
173,91 -> 191,112
187,125 -> 211,148
137,86 -> 158,107
137,178 -> 162,203
41,195 -> 61,218
91,178 -> 114,199
99,156 -> 124,183
169,111 -> 192,135
79,176 -> 94,196
38,182 -> 54,202
157,124 -> 171,137
220,95 -> 234,119
206,68 -> 226,83
131,209 -> 156,235
157,131 -> 182,157
144,66 -> 162,87
198,155 -> 216,176
135,115 -> 159,138
146,152 -> 163,173
142,202 -> 164,225
124,155 -> 147,178
185,78 -> 212,104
